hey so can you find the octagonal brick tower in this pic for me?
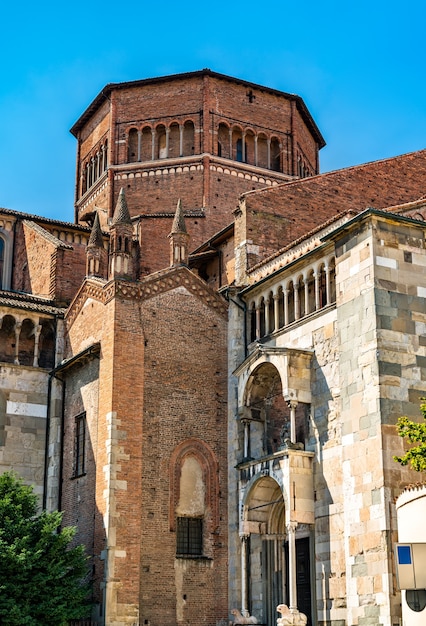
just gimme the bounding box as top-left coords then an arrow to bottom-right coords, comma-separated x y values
71,69 -> 325,274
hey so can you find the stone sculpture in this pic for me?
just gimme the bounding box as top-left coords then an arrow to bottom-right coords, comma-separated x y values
230,609 -> 259,624
276,604 -> 308,626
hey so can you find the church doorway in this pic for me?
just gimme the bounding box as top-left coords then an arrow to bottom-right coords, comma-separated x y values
243,476 -> 312,626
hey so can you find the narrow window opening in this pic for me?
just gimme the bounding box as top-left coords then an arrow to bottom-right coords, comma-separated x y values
176,517 -> 203,556
74,412 -> 86,477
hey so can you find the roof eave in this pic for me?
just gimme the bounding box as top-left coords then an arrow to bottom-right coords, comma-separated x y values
70,69 -> 325,147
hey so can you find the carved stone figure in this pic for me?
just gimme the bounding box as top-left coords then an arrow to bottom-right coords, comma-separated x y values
230,609 -> 259,625
276,604 -> 308,626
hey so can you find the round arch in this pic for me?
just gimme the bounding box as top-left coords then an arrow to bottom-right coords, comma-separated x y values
242,474 -> 285,531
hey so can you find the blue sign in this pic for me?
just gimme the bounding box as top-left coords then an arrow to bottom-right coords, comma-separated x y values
397,545 -> 412,565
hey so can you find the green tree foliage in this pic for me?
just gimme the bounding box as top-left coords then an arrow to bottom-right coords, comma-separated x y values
394,399 -> 426,473
0,471 -> 91,626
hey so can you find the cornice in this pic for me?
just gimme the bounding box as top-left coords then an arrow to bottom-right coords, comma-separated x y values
65,267 -> 228,327
233,344 -> 313,377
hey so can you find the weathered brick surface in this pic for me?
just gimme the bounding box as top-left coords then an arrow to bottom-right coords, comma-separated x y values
12,219 -> 89,303
61,268 -> 228,624
72,70 -> 323,270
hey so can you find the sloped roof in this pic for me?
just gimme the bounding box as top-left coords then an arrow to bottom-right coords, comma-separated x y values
240,148 -> 426,264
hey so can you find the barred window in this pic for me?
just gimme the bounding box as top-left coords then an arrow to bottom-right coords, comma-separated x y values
74,413 -> 86,477
176,517 -> 203,556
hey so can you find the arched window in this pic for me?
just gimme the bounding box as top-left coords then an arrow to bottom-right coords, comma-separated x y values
128,128 -> 139,163
168,122 -> 180,159
307,269 -> 315,314
176,456 -> 204,556
18,319 -> 35,367
141,127 -> 152,161
236,138 -> 247,163
277,286 -> 285,329
169,439 -> 219,559
259,298 -> 266,337
102,141 -> 108,172
257,133 -> 268,169
217,123 -> 230,159
329,258 -> 336,304
182,121 -> 195,156
267,292 -> 274,334
0,315 -> 16,363
39,320 -> 55,369
0,231 -> 12,291
245,130 -> 255,166
297,276 -> 305,318
287,281 -> 295,324
157,125 -> 167,159
249,302 -> 256,343
271,137 -> 281,172
318,264 -> 327,308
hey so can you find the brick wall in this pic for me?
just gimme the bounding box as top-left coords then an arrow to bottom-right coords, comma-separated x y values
11,220 -> 89,303
62,266 -> 228,625
139,274 -> 228,626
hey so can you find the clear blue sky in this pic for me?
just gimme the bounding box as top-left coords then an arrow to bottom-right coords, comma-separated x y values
1,0 -> 425,223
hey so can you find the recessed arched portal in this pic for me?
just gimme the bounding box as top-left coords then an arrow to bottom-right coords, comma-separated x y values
241,475 -> 312,626
243,475 -> 286,625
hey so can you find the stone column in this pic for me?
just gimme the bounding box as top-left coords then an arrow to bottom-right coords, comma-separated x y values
273,292 -> 280,332
165,127 -> 170,158
151,128 -> 155,161
314,270 -> 320,311
33,323 -> 42,367
294,287 -> 300,321
303,277 -> 309,316
242,419 -> 250,459
179,124 -> 184,156
241,534 -> 250,617
14,321 -> 22,365
137,130 -> 142,162
287,400 -> 298,444
255,306 -> 261,341
254,135 -> 258,166
286,522 -> 298,611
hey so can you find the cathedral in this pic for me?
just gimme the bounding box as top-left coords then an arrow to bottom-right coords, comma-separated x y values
0,69 -> 425,626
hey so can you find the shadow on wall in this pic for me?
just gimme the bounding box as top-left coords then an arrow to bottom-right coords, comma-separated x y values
60,355 -> 106,621
310,353 -> 337,622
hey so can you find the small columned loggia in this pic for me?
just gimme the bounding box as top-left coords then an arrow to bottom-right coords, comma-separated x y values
248,256 -> 336,343
0,312 -> 55,369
